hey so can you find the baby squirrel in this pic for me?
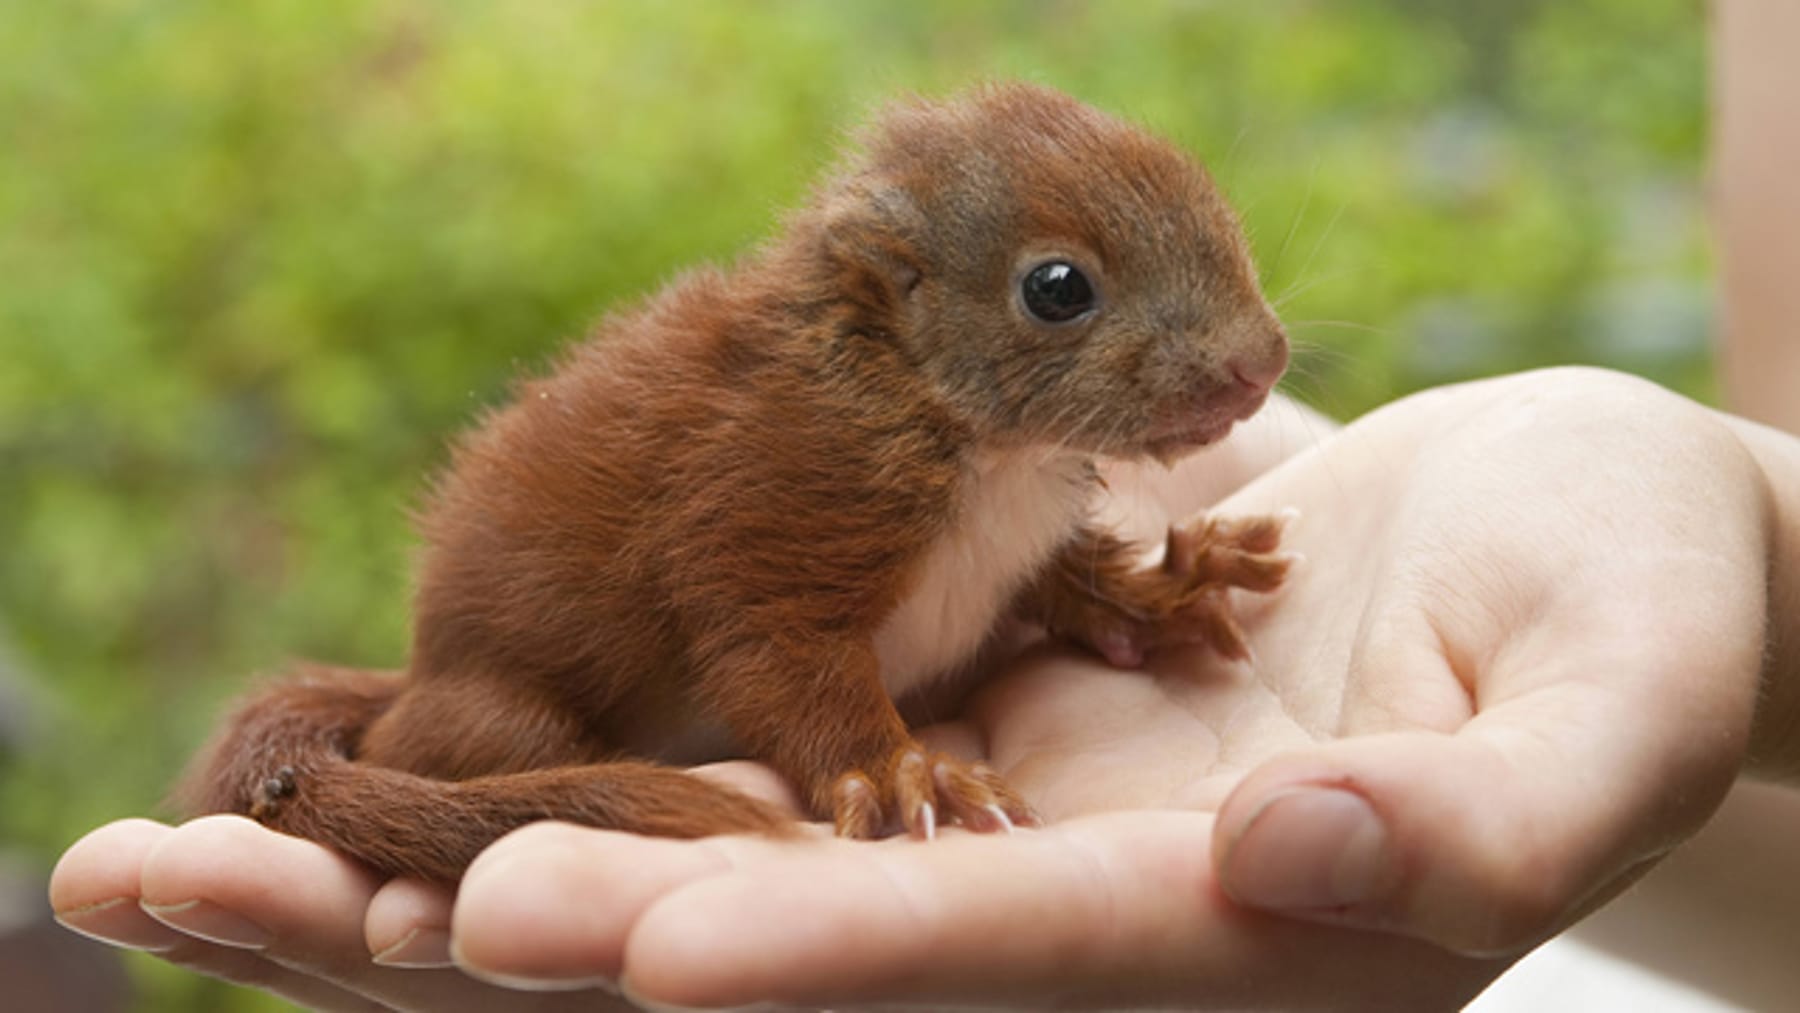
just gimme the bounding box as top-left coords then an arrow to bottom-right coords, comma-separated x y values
180,83 -> 1293,882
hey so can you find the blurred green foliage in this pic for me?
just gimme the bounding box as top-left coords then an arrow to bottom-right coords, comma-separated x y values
0,0 -> 1707,1007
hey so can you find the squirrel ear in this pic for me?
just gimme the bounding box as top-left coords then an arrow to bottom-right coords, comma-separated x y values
818,181 -> 927,320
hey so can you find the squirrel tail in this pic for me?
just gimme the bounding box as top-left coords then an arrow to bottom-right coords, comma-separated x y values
175,663 -> 795,882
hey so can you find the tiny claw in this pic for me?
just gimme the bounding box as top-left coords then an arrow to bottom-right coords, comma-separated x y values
1209,616 -> 1254,663
916,802 -> 937,841
1164,525 -> 1190,578
832,773 -> 883,839
1227,512 -> 1290,554
1229,550 -> 1296,592
929,758 -> 1038,834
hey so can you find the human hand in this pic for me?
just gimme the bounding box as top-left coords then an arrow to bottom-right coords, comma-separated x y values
52,367 -> 1799,1009
445,367 -> 1790,1008
48,763 -> 805,1012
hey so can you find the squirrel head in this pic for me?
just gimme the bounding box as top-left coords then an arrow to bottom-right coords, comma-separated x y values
804,82 -> 1287,464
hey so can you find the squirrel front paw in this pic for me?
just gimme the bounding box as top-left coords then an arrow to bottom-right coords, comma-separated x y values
1074,508 -> 1299,666
830,746 -> 1040,840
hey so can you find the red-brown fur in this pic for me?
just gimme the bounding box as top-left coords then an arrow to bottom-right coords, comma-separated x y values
179,84 -> 1292,882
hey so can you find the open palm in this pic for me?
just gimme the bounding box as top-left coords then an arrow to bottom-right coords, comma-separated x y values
52,369 -> 1779,1011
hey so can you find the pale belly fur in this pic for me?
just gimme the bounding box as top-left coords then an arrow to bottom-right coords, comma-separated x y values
645,449 -> 1094,766
871,448 -> 1093,699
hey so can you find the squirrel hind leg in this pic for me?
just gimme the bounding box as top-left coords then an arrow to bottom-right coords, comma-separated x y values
280,760 -> 798,882
193,667 -> 798,881
356,672 -> 608,780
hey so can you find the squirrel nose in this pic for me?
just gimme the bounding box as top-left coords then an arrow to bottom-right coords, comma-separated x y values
1226,337 -> 1288,392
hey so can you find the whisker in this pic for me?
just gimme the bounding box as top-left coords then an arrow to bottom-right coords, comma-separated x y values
1274,201 -> 1349,308
1287,318 -> 1392,337
1271,267 -> 1353,311
1267,159 -> 1321,287
1220,124 -> 1252,180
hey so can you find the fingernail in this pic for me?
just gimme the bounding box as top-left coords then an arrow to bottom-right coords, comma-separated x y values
450,938 -> 617,993
55,897 -> 188,952
1222,786 -> 1388,910
140,899 -> 272,949
372,926 -> 455,968
619,975 -> 778,1012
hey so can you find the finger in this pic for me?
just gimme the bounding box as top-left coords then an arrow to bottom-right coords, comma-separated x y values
613,812 -> 1500,1010
139,815 -> 379,961
1229,490 -> 1770,956
366,877 -> 456,968
1214,678 -> 1750,956
51,819 -> 388,1010
141,815 -> 613,1011
451,821 -> 747,988
51,819 -> 190,952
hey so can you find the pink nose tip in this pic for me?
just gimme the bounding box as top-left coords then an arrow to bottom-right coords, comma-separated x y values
1227,344 -> 1288,391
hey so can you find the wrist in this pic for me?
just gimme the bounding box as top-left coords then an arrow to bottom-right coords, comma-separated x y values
1720,412 -> 1800,784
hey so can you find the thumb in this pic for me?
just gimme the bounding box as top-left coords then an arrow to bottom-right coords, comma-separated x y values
1211,684 -> 1746,956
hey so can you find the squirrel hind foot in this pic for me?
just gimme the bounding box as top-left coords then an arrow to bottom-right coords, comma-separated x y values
247,765 -> 298,821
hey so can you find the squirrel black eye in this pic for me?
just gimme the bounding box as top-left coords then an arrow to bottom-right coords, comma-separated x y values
1020,261 -> 1096,323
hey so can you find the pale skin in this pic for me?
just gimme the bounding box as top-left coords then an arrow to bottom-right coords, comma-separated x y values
50,367 -> 1800,1010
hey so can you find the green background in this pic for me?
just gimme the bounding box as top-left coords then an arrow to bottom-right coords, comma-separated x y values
0,1 -> 1709,1008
